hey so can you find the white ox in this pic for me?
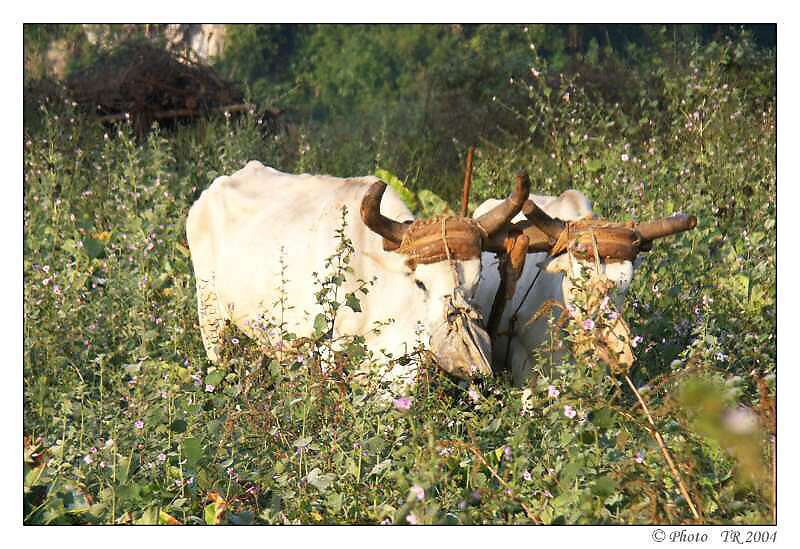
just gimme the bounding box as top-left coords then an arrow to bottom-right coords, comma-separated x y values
473,188 -> 696,385
186,161 -> 529,392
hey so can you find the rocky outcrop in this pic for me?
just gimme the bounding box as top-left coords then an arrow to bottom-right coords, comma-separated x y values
83,24 -> 227,63
163,24 -> 227,63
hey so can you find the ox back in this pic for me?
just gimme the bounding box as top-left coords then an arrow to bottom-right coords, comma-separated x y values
185,161 -> 415,365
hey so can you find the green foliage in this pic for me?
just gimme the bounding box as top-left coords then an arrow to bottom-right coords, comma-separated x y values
23,26 -> 774,525
374,168 -> 418,212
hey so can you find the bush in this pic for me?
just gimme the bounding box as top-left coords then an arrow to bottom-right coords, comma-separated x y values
23,26 -> 775,525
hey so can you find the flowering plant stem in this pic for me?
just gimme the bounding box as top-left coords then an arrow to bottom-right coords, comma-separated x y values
624,374 -> 701,521
439,440 -> 543,524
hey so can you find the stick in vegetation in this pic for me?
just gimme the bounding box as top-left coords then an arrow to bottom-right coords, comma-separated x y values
96,103 -> 254,124
460,145 -> 475,217
624,374 -> 701,521
439,439 -> 543,524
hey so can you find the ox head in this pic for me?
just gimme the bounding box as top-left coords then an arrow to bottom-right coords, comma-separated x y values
495,176 -> 697,369
360,175 -> 531,379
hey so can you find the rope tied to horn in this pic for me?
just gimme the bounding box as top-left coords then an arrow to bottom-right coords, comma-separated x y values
548,217 -> 642,262
396,215 -> 485,269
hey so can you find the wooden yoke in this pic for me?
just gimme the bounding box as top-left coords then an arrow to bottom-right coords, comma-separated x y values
487,231 -> 530,343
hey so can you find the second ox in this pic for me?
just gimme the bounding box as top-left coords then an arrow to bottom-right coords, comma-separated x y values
473,174 -> 697,385
186,161 -> 531,394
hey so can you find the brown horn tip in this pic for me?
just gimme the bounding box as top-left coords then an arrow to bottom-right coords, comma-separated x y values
522,199 -> 565,241
522,199 -> 536,217
637,213 -> 698,242
360,180 -> 410,244
476,170 -> 531,238
515,172 -> 531,201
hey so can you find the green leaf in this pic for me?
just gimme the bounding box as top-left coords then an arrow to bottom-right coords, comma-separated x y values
586,158 -> 602,172
205,371 -> 224,387
326,492 -> 344,513
83,237 -> 106,259
589,407 -> 616,430
123,363 -> 141,376
25,464 -> 46,489
293,436 -> 312,448
365,436 -> 386,454
204,503 -> 218,525
368,459 -> 392,477
559,460 -> 582,485
135,507 -> 159,525
481,417 -> 502,433
183,437 -> 202,468
374,167 -> 418,211
306,468 -> 336,492
345,292 -> 362,312
591,476 -> 617,499
416,189 -> 452,217
170,419 -> 187,433
229,511 -> 254,525
115,456 -> 130,485
313,313 -> 328,338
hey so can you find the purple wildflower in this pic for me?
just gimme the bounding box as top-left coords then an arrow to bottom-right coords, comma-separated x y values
393,397 -> 413,412
406,513 -> 418,525
547,385 -> 560,398
410,485 -> 425,501
582,318 -> 595,331
134,419 -> 144,430
563,405 -> 577,419
205,384 -> 215,393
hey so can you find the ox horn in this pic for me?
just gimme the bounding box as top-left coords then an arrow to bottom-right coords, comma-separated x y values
521,199 -> 565,241
361,180 -> 411,245
635,213 -> 697,243
476,172 -> 531,237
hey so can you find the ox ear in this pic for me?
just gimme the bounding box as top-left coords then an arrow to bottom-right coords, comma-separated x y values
540,254 -> 572,274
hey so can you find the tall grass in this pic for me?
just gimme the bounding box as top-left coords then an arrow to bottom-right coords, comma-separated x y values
23,33 -> 775,525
